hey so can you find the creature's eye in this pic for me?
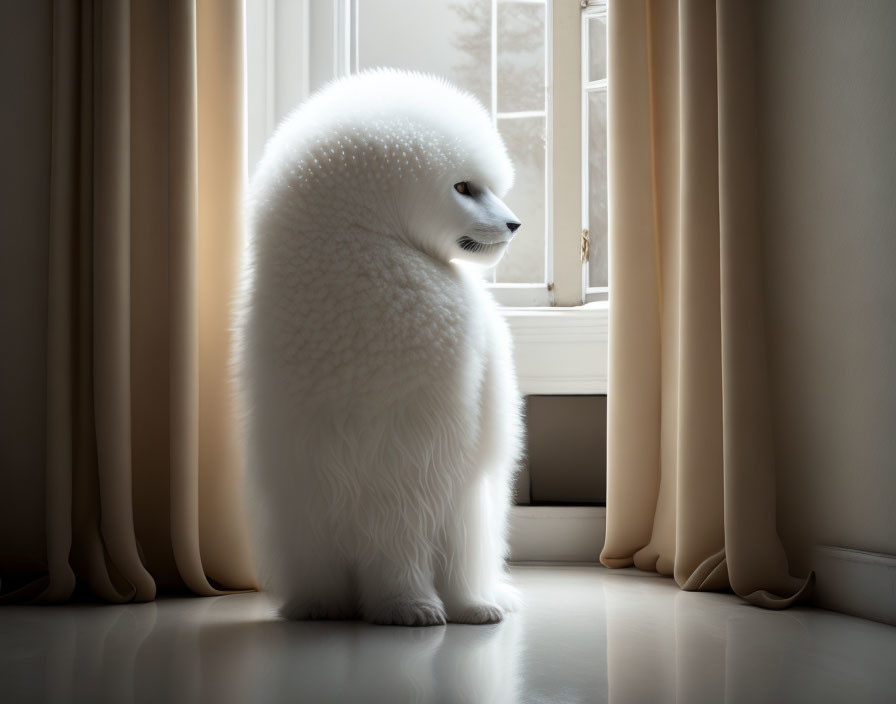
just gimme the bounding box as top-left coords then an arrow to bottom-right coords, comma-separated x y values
454,182 -> 472,196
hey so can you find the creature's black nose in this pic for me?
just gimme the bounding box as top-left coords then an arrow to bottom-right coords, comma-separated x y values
507,221 -> 521,234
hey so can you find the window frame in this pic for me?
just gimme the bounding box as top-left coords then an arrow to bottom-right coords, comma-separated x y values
581,0 -> 609,303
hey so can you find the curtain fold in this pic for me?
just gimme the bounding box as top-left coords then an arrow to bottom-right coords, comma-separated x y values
0,0 -> 255,603
600,0 -> 814,607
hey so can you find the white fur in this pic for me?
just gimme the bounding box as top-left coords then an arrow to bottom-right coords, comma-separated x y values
234,70 -> 524,626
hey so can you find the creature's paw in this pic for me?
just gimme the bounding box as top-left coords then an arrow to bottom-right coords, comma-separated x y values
447,602 -> 505,625
366,597 -> 447,627
279,598 -> 355,621
494,581 -> 522,613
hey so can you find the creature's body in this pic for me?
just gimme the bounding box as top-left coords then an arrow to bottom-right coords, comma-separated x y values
235,70 -> 523,626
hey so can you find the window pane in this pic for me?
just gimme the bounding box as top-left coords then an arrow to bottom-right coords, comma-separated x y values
588,16 -> 607,83
495,116 -> 546,283
587,90 -> 608,289
497,2 -> 546,114
358,0 -> 491,108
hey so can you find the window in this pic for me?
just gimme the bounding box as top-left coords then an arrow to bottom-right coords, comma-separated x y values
247,0 -> 608,309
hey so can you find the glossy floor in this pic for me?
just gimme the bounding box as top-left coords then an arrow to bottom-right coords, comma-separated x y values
2,565 -> 895,703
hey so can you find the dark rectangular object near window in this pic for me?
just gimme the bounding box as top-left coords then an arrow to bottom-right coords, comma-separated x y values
516,395 -> 607,505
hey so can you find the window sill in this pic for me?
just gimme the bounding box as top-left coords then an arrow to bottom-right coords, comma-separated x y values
501,302 -> 608,395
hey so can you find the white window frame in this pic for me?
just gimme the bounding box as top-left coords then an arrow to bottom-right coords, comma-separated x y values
582,0 -> 609,302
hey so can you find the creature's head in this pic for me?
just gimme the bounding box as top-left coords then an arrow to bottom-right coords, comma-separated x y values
261,69 -> 521,267
407,174 -> 521,269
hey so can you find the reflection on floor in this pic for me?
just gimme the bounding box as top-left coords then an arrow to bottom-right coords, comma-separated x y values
2,565 -> 895,703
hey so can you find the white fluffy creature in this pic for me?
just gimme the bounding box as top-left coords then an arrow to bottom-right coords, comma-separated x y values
235,69 -> 524,626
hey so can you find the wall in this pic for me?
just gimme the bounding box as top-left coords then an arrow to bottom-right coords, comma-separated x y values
3,0 -> 893,601
758,1 -> 896,577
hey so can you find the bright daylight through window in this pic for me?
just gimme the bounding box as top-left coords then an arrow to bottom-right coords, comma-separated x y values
247,0 -> 609,308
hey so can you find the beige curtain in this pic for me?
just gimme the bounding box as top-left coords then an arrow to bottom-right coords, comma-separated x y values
0,0 -> 254,602
600,0 -> 814,607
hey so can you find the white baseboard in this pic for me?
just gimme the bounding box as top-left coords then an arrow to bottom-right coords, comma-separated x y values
507,505 -> 605,563
812,545 -> 896,626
